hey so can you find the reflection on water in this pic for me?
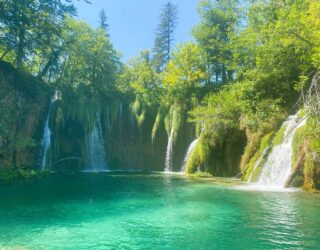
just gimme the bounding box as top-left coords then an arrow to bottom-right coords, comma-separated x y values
259,193 -> 303,247
0,174 -> 319,249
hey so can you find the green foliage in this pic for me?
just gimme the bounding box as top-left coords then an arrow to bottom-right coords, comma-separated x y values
0,169 -> 49,182
162,42 -> 208,103
192,0 -> 241,84
0,0 -> 76,68
190,83 -> 242,145
58,17 -> 120,95
122,51 -> 160,105
238,81 -> 285,132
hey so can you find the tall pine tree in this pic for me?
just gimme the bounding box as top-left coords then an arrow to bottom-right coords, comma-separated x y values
152,2 -> 178,72
99,9 -> 109,37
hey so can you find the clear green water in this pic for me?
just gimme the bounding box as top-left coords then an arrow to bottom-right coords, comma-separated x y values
0,173 -> 320,250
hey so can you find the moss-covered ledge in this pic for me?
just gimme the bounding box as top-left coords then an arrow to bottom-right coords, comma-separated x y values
290,117 -> 320,192
0,168 -> 49,182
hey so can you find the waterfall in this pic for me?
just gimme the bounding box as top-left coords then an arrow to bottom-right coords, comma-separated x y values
256,114 -> 306,189
39,91 -> 58,170
165,124 -> 174,172
181,123 -> 204,173
119,102 -> 123,118
181,139 -> 199,173
85,113 -> 107,172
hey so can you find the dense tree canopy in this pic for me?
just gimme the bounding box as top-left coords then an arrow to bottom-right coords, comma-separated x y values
0,0 -> 76,68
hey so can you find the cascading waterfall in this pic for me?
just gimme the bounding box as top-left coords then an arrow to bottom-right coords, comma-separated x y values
181,139 -> 199,173
256,114 -> 306,189
39,91 -> 58,170
165,124 -> 174,172
85,113 -> 107,172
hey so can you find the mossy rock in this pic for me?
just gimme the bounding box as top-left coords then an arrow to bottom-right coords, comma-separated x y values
291,175 -> 304,188
272,125 -> 287,146
243,132 -> 273,181
187,171 -> 212,178
185,139 -> 210,174
288,117 -> 320,191
292,125 -> 306,167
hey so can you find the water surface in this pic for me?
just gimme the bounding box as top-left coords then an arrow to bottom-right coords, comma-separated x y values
0,173 -> 319,249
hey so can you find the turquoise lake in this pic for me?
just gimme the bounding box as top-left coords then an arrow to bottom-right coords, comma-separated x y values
0,173 -> 320,249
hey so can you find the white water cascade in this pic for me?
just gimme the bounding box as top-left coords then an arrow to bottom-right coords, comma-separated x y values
85,113 -> 107,172
39,91 -> 59,170
256,114 -> 306,190
181,139 -> 199,173
165,124 -> 174,172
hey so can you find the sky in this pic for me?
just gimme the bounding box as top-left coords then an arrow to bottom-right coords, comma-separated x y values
74,0 -> 200,62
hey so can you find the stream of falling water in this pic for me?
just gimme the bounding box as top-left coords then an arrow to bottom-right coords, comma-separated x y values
255,114 -> 306,190
181,139 -> 199,173
85,113 -> 107,172
39,91 -> 58,170
165,124 -> 174,172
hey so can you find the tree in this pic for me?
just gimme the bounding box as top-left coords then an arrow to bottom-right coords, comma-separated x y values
192,0 -> 240,84
152,2 -> 178,72
56,18 -> 120,96
162,42 -> 208,103
99,9 -> 109,37
0,0 -> 76,68
119,50 -> 160,107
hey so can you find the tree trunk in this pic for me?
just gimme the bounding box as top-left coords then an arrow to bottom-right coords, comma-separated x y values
227,70 -> 233,82
222,64 -> 227,84
17,27 -> 25,68
215,63 -> 219,85
38,50 -> 60,79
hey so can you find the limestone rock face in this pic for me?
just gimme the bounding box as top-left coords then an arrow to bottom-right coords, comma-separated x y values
0,62 -> 49,169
